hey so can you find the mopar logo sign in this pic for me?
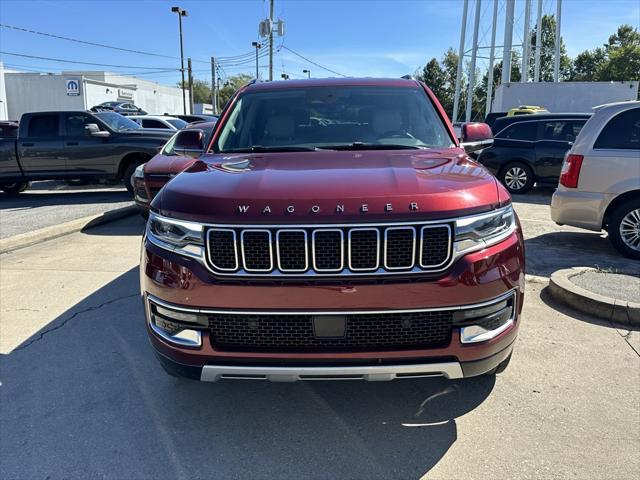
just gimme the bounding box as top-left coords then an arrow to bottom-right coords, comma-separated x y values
66,79 -> 80,96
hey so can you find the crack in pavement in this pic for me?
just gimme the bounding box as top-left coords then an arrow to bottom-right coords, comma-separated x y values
13,293 -> 139,352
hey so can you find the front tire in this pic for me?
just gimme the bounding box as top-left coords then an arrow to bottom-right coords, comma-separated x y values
608,198 -> 640,259
485,353 -> 512,376
123,162 -> 142,195
499,163 -> 534,194
0,181 -> 30,194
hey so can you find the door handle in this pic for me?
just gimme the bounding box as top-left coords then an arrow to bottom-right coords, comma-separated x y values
22,142 -> 34,147
66,142 -> 79,146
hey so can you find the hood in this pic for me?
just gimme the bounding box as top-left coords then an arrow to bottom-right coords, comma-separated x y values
156,149 -> 502,223
123,128 -> 174,140
145,153 -> 197,175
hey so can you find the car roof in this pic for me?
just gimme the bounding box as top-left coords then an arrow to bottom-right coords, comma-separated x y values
185,121 -> 216,130
245,77 -> 422,92
492,112 -> 592,130
129,115 -> 180,120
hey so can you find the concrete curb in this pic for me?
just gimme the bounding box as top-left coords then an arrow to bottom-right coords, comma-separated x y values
548,267 -> 640,326
0,205 -> 138,254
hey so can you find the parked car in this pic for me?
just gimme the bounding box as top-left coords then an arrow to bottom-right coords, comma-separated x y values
484,111 -> 508,129
91,101 -> 147,115
129,115 -> 188,130
477,113 -> 591,193
551,101 -> 640,259
141,77 -> 524,383
0,111 -> 173,194
133,120 -> 217,213
507,105 -> 549,116
168,114 -> 219,124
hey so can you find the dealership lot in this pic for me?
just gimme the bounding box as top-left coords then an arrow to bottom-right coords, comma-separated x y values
0,181 -> 132,238
0,191 -> 638,479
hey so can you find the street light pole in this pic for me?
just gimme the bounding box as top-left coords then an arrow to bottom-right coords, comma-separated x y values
303,69 -> 310,79
251,42 -> 261,80
171,6 -> 188,115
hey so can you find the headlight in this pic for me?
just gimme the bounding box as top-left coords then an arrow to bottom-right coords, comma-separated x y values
147,213 -> 204,258
454,205 -> 516,255
134,163 -> 145,179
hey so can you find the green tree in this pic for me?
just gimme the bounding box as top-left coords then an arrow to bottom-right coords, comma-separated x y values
599,24 -> 640,81
177,79 -> 212,105
528,14 -> 572,81
217,73 -> 253,109
414,49 -> 462,118
571,48 -> 607,81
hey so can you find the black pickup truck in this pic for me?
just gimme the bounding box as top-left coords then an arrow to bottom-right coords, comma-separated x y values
0,111 -> 173,194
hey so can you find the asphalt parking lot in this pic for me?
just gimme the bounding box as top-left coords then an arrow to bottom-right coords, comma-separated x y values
0,181 -> 132,239
0,188 -> 638,479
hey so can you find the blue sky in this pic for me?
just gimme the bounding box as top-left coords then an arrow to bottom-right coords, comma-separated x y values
1,0 -> 638,86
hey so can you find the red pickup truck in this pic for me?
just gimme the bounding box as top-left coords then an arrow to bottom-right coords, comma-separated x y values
141,78 -> 524,383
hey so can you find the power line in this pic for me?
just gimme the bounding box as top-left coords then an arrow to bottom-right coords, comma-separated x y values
0,23 -> 181,60
0,51 -> 178,70
281,46 -> 347,77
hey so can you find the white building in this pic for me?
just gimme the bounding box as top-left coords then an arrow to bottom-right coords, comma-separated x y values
2,69 -> 190,120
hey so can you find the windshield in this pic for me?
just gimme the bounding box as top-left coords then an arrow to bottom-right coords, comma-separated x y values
166,118 -> 188,129
95,112 -> 142,132
214,86 -> 454,153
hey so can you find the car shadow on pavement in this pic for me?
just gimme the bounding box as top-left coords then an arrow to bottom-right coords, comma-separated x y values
524,231 -> 638,277
81,212 -> 147,237
0,267 -> 495,480
539,286 -> 640,331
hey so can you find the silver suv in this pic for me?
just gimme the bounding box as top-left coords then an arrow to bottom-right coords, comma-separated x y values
551,101 -> 640,259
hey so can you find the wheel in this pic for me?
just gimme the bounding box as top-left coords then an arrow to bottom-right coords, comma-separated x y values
0,181 -> 30,194
608,198 -> 640,259
123,162 -> 142,195
499,163 -> 534,194
485,353 -> 512,376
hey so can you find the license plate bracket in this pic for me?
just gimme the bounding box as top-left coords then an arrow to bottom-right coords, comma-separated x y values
312,315 -> 346,338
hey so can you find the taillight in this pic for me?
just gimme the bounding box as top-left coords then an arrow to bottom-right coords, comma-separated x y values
559,154 -> 584,188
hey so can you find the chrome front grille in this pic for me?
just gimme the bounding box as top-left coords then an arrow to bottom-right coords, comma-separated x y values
205,222 -> 453,277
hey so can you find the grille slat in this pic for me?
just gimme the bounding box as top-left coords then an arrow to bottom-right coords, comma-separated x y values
209,310 -> 453,352
205,223 -> 452,276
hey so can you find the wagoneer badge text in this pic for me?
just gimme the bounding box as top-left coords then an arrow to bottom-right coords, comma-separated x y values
237,203 -> 420,214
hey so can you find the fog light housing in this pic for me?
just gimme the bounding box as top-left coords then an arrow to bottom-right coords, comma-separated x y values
456,293 -> 516,344
147,300 -> 205,347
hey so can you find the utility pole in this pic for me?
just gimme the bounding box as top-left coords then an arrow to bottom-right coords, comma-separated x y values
554,0 -> 563,82
216,76 -> 222,112
534,0 -> 543,82
521,0 -> 531,82
452,0 -> 469,123
303,69 -> 310,79
502,0 -> 515,84
269,0 -> 274,81
486,0 -> 499,117
252,41 -> 261,80
465,0 -> 481,122
211,57 -> 218,114
171,6 -> 188,115
187,57 -> 194,114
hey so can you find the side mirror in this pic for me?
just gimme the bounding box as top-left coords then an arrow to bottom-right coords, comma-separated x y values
460,122 -> 493,153
174,129 -> 205,158
85,123 -> 110,138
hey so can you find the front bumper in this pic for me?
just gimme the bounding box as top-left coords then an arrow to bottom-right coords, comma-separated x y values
141,230 -> 524,381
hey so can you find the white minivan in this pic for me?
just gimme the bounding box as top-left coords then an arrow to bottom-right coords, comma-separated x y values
551,101 -> 640,259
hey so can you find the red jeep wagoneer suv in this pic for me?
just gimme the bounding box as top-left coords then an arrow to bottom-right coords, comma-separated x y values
140,78 -> 524,382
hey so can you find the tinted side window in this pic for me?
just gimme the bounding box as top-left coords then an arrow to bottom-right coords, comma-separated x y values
539,121 -> 584,142
142,119 -> 168,129
594,108 -> 640,150
64,113 -> 95,137
499,122 -> 537,141
27,114 -> 59,138
0,125 -> 18,138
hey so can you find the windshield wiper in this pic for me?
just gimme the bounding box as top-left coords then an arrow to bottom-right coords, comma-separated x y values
316,142 -> 428,151
223,145 -> 319,153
